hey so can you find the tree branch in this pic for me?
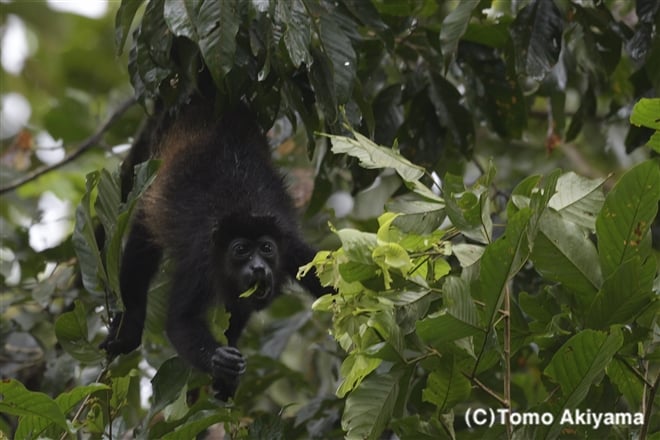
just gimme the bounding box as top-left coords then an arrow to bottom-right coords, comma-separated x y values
0,96 -> 137,195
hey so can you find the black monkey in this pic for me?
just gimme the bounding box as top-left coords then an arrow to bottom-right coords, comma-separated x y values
100,99 -> 328,400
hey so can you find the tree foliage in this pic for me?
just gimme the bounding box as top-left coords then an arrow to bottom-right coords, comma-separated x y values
1,0 -> 659,439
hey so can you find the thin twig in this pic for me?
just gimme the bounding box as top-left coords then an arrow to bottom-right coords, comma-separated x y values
0,97 -> 137,195
640,371 -> 659,440
464,373 -> 507,407
503,282 -> 512,438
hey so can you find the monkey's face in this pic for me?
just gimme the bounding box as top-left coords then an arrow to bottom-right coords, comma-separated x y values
225,236 -> 280,303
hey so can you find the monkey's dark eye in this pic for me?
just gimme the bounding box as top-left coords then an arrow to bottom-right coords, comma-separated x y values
259,240 -> 276,256
231,240 -> 251,258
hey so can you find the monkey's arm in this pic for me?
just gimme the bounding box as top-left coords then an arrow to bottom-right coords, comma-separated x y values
165,275 -> 246,400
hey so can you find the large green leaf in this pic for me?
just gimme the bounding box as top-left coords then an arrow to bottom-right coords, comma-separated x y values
606,358 -> 644,411
342,371 -> 401,440
440,0 -> 479,67
531,210 -> 601,300
548,171 -> 605,230
480,170 -> 558,328
55,301 -> 104,363
115,0 -> 146,54
416,311 -> 483,347
71,171 -> 106,296
0,379 -> 67,434
163,0 -> 239,85
319,15 -> 356,104
543,328 -> 623,439
278,0 -> 312,67
328,132 -> 426,183
14,383 -> 109,440
586,257 -> 655,328
509,0 -> 563,81
596,159 -> 660,277
149,356 -> 192,420
161,409 -> 233,440
422,356 -> 471,412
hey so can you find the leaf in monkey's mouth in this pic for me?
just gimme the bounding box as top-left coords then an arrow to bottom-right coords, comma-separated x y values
239,283 -> 269,299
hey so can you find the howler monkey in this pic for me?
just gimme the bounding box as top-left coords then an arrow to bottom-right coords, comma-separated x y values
100,98 -> 328,400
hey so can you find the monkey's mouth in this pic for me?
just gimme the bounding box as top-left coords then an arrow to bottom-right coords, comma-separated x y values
239,282 -> 271,300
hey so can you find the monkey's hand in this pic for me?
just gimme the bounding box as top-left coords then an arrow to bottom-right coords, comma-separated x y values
211,346 -> 246,400
99,312 -> 142,357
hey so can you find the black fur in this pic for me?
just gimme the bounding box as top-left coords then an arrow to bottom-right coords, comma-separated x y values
100,99 -> 327,400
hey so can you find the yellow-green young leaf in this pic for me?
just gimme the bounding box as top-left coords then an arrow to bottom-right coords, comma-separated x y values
239,283 -> 259,298
337,354 -> 382,398
207,305 -> 230,345
432,258 -> 451,280
336,228 -> 378,264
372,243 -> 411,270
372,243 -> 412,288
376,212 -> 401,243
630,98 -> 660,130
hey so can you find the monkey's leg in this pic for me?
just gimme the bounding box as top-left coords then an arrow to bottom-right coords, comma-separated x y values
101,213 -> 162,355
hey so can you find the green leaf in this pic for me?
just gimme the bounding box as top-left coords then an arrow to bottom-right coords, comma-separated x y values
163,0 -> 201,41
630,98 -> 660,152
55,301 -> 105,363
14,383 -> 110,440
115,0 -> 146,54
596,159 -> 660,277
440,0 -> 479,66
309,47 -> 338,122
0,379 -> 67,432
606,358 -> 644,411
548,171 -> 605,230
335,228 -> 378,264
416,310 -> 483,347
278,0 -> 312,67
543,328 -> 623,439
509,0 -> 563,81
342,371 -> 401,440
445,189 -> 492,244
479,171 -> 557,326
422,356 -> 471,412
478,208 -> 532,326
149,357 -> 191,420
337,354 -> 382,398
72,171 -> 106,296
161,409 -> 233,440
531,210 -> 601,300
327,132 -> 426,183
163,0 -> 239,85
630,98 -> 660,130
586,257 -> 655,328
319,15 -> 357,103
